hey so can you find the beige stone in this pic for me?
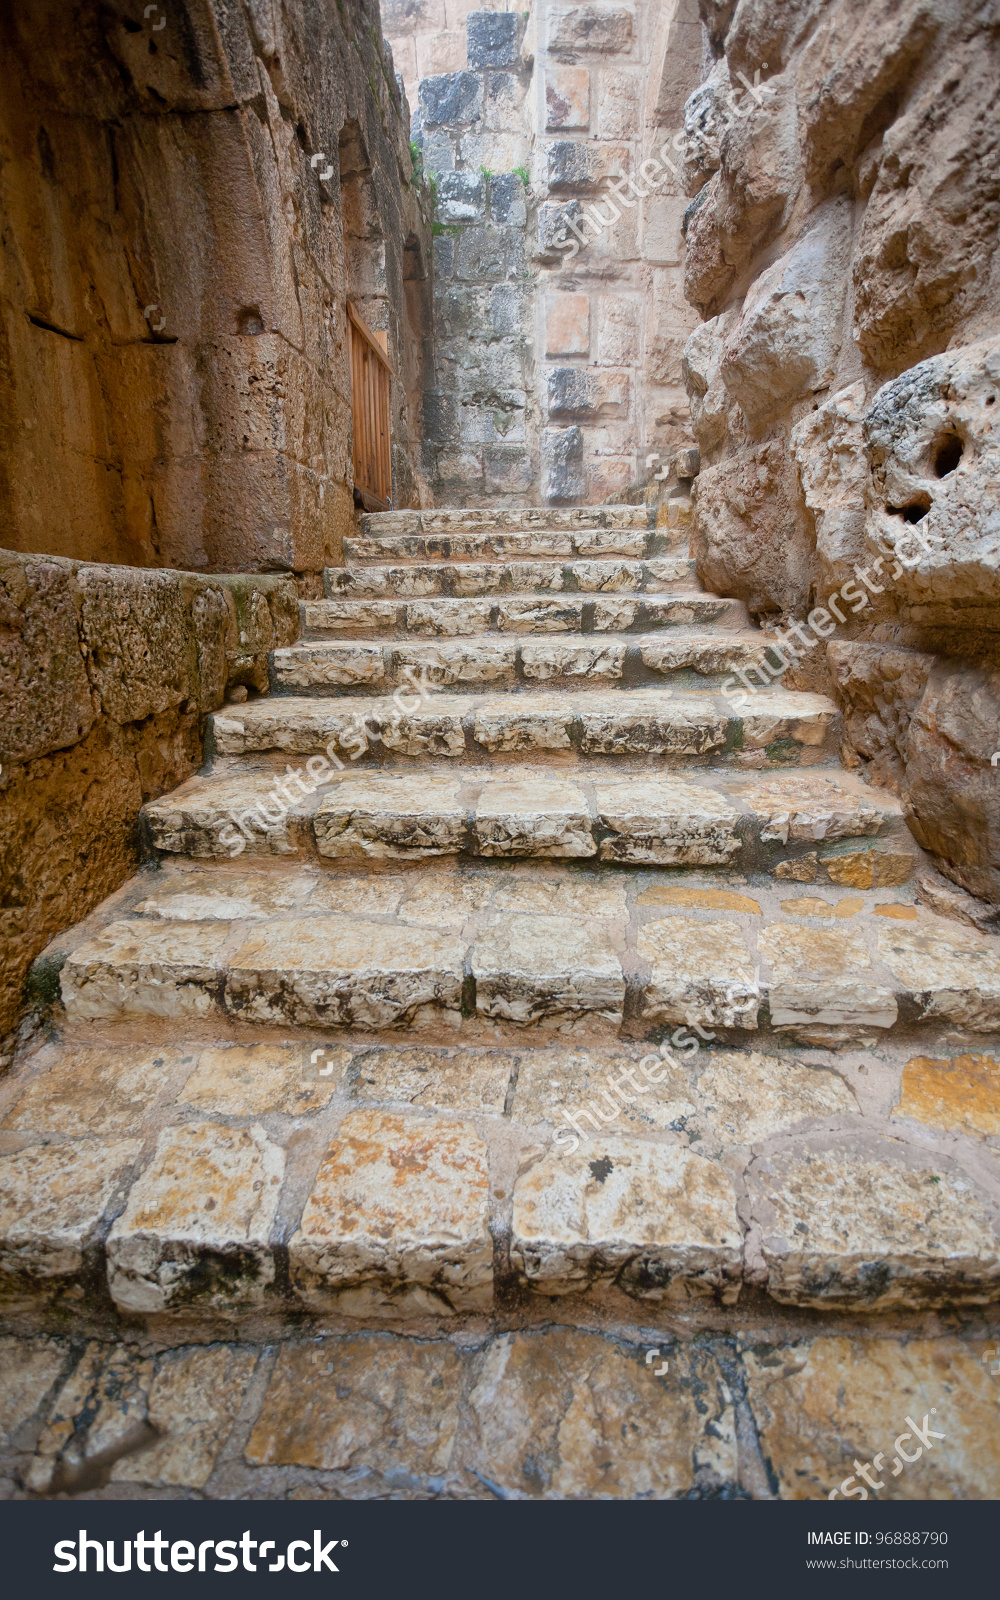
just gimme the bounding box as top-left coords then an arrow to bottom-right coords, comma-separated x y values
0,1337 -> 65,1443
545,290 -> 590,353
308,876 -> 406,917
695,1051 -> 858,1145
315,773 -> 469,858
893,1054 -> 1000,1139
521,639 -> 626,681
26,1343 -> 152,1494
473,912 -> 625,1026
748,1140 -> 1000,1308
396,876 -> 493,927
474,776 -> 595,857
178,1044 -> 345,1116
594,775 -> 744,864
473,692 -> 574,752
143,772 -> 307,858
302,600 -> 399,635
774,854 -> 818,881
779,896 -> 865,919
0,1139 -> 140,1285
346,1048 -> 513,1113
638,916 -> 758,1027
393,639 -> 516,686
245,1336 -> 463,1474
545,69 -> 590,133
579,692 -> 729,757
272,642 -> 385,690
513,1047 -> 697,1138
738,690 -> 838,750
744,1336 -> 1000,1500
878,922 -> 1000,1031
511,1135 -> 742,1297
289,1110 -> 492,1316
495,598 -> 586,633
491,878 -> 628,918
226,916 -> 466,1031
2,1046 -> 166,1137
822,846 -> 914,890
464,1329 -> 738,1498
110,1345 -> 257,1487
758,923 -> 897,1030
60,919 -> 230,1021
107,1122 -> 283,1314
732,774 -> 895,843
405,599 -> 492,636
639,885 -> 760,913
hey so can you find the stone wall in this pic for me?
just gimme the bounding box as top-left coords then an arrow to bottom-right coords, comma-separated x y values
0,549 -> 298,1040
0,0 -> 432,579
383,0 -> 511,109
679,0 -> 1000,907
412,2 -> 709,507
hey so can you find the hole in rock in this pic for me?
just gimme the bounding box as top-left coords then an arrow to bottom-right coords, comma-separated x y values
932,434 -> 963,477
887,499 -> 930,524
238,307 -> 265,335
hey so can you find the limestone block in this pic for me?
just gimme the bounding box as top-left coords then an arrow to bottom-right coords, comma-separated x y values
578,692 -> 729,756
757,923 -> 897,1029
496,597 -> 586,632
545,292 -> 590,357
639,915 -> 758,1027
346,1047 -> 513,1114
694,1050 -> 858,1146
60,919 -> 230,1021
541,426 -> 587,503
435,171 -> 485,223
179,1043 -> 344,1116
106,1122 -> 283,1314
747,1138 -> 1000,1308
393,639 -> 516,687
593,598 -> 639,630
593,776 -> 742,865
680,311 -> 736,456
511,1136 -> 741,1297
521,639 -> 625,681
546,67 -> 590,131
547,6 -> 634,54
143,772 -> 307,858
406,600 -> 492,635
78,565 -> 198,724
0,1337 -> 65,1445
0,1139 -> 140,1286
512,1046 -> 696,1136
877,921 -> 1000,1032
574,528 -> 647,557
597,68 -> 641,139
683,175 -> 735,317
732,773 -> 894,844
289,1111 -> 492,1316
315,774 -> 469,858
788,382 -> 868,593
474,776 -> 595,857
473,692 -> 574,752
472,912 -> 624,1025
693,437 -> 816,616
0,552 -> 95,764
489,173 -> 527,226
448,562 -> 505,596
454,225 -> 526,282
893,1052 -> 1000,1140
2,1046 -> 164,1137
547,366 -> 630,420
639,635 -> 770,677
573,559 -> 642,592
225,917 -> 466,1030
546,140 -> 630,194
492,879 -> 627,919
302,600 -> 399,635
272,643 -> 385,690
398,877 -> 493,928
24,1343 -> 153,1494
109,1345 -> 258,1488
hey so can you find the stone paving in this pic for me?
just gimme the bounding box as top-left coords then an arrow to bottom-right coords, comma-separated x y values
9,503 -> 1000,1497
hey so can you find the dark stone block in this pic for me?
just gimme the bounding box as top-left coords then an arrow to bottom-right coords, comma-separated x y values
433,234 -> 455,278
455,225 -> 526,282
490,173 -> 526,227
485,444 -> 534,491
422,391 -> 459,446
436,170 -> 486,221
466,11 -> 525,69
418,71 -> 483,128
542,426 -> 586,503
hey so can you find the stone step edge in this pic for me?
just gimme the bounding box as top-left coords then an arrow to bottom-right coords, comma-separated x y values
323,557 -> 696,600
361,505 -> 656,534
299,591 -> 751,639
343,532 -> 681,563
270,632 -> 782,695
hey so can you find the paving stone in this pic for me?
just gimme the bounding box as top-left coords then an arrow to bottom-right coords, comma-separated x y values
877,921 -> 1000,1030
0,1139 -> 140,1291
521,638 -> 626,681
495,597 -> 586,632
474,776 -> 594,857
315,774 -> 469,858
0,1336 -> 65,1445
593,598 -> 639,631
490,878 -> 628,918
738,690 -> 839,749
245,1336 -> 463,1473
778,895 -> 866,919
473,692 -> 573,752
892,1053 -> 1000,1139
640,594 -> 747,629
308,876 -> 407,917
110,1344 -> 257,1488
639,635 -> 773,678
396,876 -> 493,927
144,773 -> 308,858
747,1137 -> 1000,1308
289,1111 -> 493,1317
106,1122 -> 284,1314
406,599 -> 492,635
692,1050 -> 859,1145
472,912 -> 624,1026
273,642 -> 386,690
60,920 -> 231,1021
345,1048 -> 513,1113
758,923 -> 898,1030
511,1135 -> 742,1298
1,1046 -> 167,1137
178,1043 -> 346,1116
578,692 -> 729,756
512,1047 -> 696,1137
225,917 -> 466,1031
301,599 -> 400,635
393,639 -> 516,686
25,1343 -> 152,1493
639,885 -> 761,913
463,1329 -> 738,1498
592,776 -> 742,864
743,1335 -> 1000,1500
638,916 -> 758,1028
821,844 -> 915,889
132,871 -> 313,919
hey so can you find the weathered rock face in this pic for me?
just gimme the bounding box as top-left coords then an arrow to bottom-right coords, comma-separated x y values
681,0 -> 1000,906
0,0 -> 431,575
0,549 -> 297,1037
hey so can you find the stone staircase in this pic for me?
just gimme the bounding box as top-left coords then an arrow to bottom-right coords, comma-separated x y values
3,503 -> 1000,1496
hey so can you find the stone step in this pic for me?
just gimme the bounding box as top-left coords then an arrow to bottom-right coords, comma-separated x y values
361,505 -> 654,538
344,527 -> 667,563
143,766 -> 908,870
323,555 -> 693,600
301,591 -> 750,639
46,861 -> 1000,1046
4,1025 -> 1000,1322
271,632 -> 782,695
208,687 -> 840,766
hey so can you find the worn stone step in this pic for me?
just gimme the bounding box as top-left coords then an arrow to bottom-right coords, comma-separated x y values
209,687 -> 840,766
45,861 -> 1000,1044
361,505 -> 653,538
271,632 -> 782,695
324,556 -> 693,600
344,527 -> 663,563
143,766 -> 907,869
300,591 -> 750,639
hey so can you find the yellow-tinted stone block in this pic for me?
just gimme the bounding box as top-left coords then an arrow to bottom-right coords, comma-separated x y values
895,1054 -> 1000,1138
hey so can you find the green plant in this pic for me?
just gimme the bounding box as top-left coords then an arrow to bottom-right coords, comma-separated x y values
512,165 -> 530,187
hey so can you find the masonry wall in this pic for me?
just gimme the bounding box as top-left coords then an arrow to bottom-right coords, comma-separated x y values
679,0 -> 1000,907
0,0 -> 432,580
